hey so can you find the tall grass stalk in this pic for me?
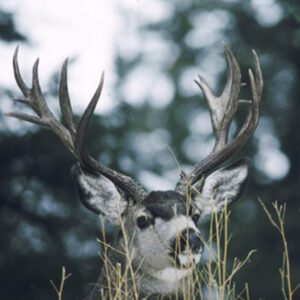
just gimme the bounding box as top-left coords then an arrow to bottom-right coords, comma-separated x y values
202,205 -> 256,300
50,266 -> 72,300
259,199 -> 300,300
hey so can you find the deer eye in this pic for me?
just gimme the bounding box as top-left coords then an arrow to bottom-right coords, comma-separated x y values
192,213 -> 200,224
137,216 -> 151,229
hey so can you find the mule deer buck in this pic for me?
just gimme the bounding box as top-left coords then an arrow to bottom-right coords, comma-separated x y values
8,45 -> 262,299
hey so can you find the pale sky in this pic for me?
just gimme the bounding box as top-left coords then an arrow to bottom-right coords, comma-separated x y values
0,0 -> 164,110
1,0 -> 119,113
0,0 -> 174,113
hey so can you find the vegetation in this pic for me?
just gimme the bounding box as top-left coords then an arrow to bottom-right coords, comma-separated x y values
49,202 -> 298,300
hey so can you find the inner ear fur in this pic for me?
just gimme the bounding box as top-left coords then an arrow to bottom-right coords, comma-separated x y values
71,164 -> 128,225
192,158 -> 250,215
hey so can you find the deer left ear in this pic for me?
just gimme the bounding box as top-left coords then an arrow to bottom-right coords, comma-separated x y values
193,158 -> 250,216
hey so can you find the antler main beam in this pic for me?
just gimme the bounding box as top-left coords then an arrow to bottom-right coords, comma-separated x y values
8,47 -> 147,202
176,45 -> 263,193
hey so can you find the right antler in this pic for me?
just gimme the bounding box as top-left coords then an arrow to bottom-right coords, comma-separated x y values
8,47 -> 147,202
176,45 -> 263,194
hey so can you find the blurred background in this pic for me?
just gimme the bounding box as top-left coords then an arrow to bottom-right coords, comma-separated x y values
0,0 -> 300,299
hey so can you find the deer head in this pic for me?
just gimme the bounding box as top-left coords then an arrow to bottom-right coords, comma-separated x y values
8,45 -> 263,298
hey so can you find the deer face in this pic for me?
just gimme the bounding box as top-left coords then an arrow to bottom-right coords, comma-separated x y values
72,165 -> 204,270
71,158 -> 249,272
126,191 -> 203,270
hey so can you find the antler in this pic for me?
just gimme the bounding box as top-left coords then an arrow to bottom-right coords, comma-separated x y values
176,45 -> 263,194
8,47 -> 147,202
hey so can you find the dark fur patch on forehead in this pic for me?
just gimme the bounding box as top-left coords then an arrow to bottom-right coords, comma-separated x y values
142,191 -> 187,220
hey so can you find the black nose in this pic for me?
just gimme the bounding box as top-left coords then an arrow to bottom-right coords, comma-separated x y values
173,229 -> 203,254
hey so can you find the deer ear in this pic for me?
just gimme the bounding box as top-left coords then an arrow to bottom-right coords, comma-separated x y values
193,158 -> 250,216
71,164 -> 128,225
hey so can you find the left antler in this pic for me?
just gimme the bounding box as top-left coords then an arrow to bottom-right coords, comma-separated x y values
176,45 -> 263,194
8,47 -> 147,202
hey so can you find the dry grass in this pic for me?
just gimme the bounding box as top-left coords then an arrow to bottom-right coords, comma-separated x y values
50,200 -> 299,300
79,205 -> 254,300
259,199 -> 300,300
50,266 -> 72,300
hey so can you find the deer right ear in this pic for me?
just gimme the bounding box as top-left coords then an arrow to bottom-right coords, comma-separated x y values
192,158 -> 250,216
71,165 -> 128,225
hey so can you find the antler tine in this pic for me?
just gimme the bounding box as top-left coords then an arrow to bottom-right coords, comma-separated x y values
6,111 -> 49,126
195,44 -> 241,152
12,48 -> 38,115
235,50 -> 263,141
32,58 -> 55,117
176,47 -> 263,193
251,49 -> 263,100
71,71 -> 104,170
75,71 -> 104,161
59,58 -> 77,141
219,45 -> 241,138
13,46 -> 30,97
222,44 -> 241,103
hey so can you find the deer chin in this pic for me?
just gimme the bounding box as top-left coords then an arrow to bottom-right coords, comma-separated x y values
168,250 -> 201,270
177,252 -> 201,269
151,267 -> 191,282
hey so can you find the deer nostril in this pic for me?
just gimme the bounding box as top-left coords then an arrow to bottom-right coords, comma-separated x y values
188,232 -> 203,252
173,229 -> 203,254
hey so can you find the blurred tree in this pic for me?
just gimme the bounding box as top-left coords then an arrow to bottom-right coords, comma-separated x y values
0,10 -> 25,42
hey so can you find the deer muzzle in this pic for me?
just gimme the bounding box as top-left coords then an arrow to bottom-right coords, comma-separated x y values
170,228 -> 203,268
